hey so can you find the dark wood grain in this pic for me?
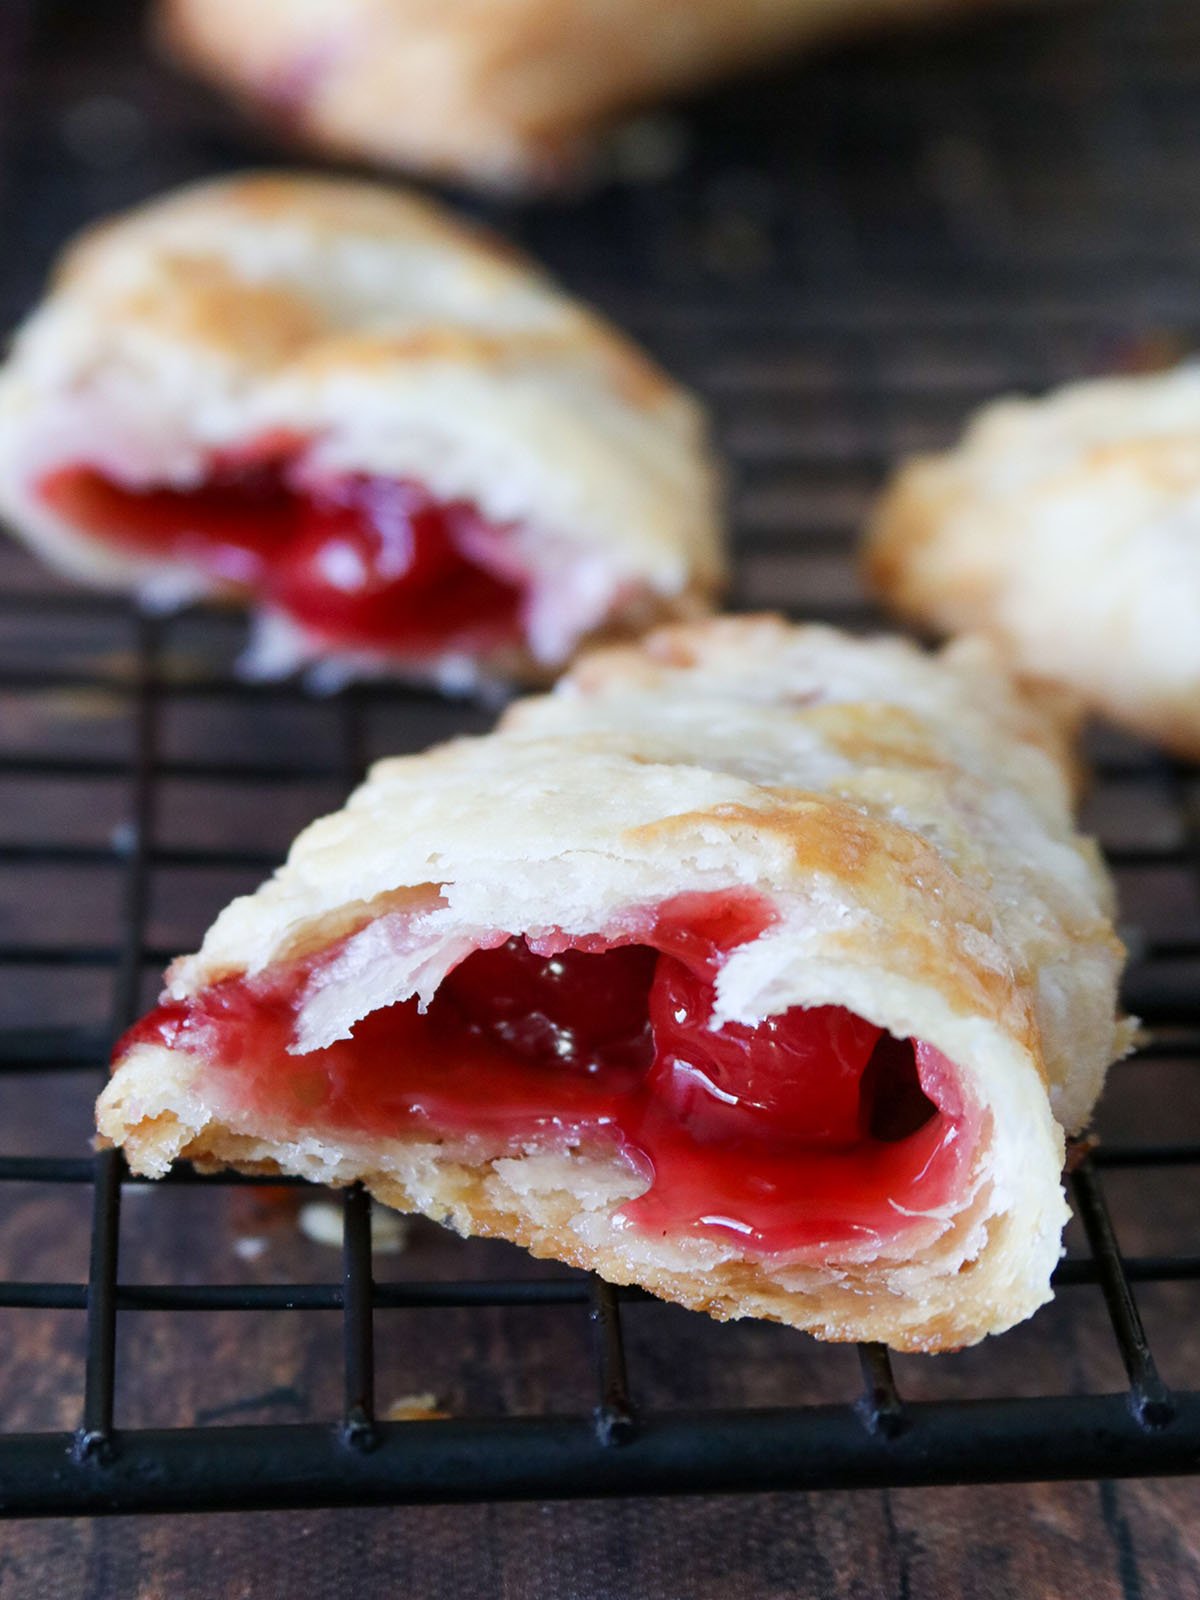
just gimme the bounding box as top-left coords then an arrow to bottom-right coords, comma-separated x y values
0,1482 -> 1197,1600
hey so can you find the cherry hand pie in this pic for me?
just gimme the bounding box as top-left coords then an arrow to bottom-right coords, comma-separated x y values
158,0 -> 1030,189
99,616 -> 1131,1351
0,173 -> 721,687
865,364 -> 1200,760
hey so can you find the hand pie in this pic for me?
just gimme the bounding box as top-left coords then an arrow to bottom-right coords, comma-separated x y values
99,616 -> 1130,1352
0,173 -> 721,687
865,364 -> 1200,759
158,0 -> 1028,189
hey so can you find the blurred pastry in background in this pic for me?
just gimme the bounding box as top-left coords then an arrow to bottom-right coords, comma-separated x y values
0,172 -> 722,689
158,0 -> 1043,190
865,363 -> 1200,760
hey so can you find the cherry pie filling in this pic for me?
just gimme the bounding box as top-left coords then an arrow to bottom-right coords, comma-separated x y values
40,450 -> 526,655
118,892 -> 979,1257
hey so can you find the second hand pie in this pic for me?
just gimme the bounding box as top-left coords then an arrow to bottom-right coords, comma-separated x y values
99,616 -> 1131,1352
0,172 -> 722,689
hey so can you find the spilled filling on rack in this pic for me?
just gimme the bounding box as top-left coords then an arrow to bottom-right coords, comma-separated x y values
117,891 -> 979,1257
41,444 -> 527,658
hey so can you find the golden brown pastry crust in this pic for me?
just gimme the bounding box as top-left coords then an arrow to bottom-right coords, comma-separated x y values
159,0 -> 1035,188
0,172 -> 721,684
98,616 -> 1130,1351
865,365 -> 1200,760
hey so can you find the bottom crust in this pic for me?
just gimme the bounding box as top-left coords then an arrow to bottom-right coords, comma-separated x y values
99,1042 -> 1060,1354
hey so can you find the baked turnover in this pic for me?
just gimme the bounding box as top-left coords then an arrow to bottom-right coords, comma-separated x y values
100,617 -> 1130,1351
159,0 -> 1032,188
0,173 -> 720,686
866,364 -> 1200,760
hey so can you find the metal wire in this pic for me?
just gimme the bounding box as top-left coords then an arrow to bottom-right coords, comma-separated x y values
0,0 -> 1198,1517
0,549 -> 1194,1515
77,612 -> 160,1465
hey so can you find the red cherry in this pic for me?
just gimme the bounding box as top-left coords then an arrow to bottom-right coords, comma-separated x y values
438,937 -> 657,1074
272,475 -> 521,649
117,899 -> 961,1259
646,957 -> 884,1146
42,462 -> 523,653
40,463 -> 296,587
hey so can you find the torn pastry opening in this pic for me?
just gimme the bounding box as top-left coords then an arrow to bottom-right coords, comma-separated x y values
40,437 -> 595,665
115,889 -> 980,1259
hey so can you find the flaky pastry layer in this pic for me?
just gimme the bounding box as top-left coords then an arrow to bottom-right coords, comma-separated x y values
99,617 -> 1131,1350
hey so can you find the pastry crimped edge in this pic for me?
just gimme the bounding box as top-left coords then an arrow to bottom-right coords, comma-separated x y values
865,364 -> 1200,761
0,171 -> 722,683
98,616 -> 1131,1351
158,0 -> 1038,189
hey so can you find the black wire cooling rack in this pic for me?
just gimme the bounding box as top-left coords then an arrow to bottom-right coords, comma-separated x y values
1,0 -> 1200,1516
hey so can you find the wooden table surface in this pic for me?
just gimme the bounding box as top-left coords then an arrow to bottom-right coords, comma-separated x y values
2,1 -> 1200,1595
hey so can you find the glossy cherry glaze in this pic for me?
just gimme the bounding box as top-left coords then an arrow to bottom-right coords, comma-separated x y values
117,893 -> 977,1256
41,453 -> 523,655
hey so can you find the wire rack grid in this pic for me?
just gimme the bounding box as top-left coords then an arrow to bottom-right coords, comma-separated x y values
0,0 -> 1199,1516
